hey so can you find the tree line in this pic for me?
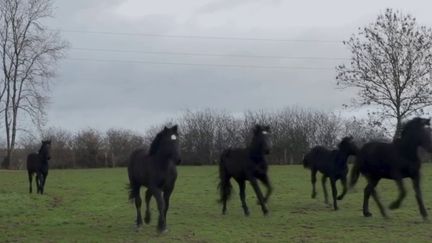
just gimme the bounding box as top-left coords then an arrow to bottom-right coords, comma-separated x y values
7,108 -> 389,169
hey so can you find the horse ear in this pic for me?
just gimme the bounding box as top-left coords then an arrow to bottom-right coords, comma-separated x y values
171,125 -> 178,133
426,118 -> 431,126
254,125 -> 261,133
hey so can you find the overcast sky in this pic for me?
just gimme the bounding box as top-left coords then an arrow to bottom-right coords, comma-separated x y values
43,0 -> 432,134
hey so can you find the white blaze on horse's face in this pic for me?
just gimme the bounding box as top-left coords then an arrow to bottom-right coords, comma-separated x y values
171,134 -> 177,140
262,131 -> 268,135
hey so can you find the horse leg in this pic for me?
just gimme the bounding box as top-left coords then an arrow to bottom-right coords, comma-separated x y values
133,186 -> 143,227
36,173 -> 41,194
28,171 -> 33,194
330,177 -> 338,210
249,177 -> 268,215
363,178 -> 383,217
311,169 -> 317,199
40,172 -> 47,195
412,175 -> 428,220
150,187 -> 166,233
371,186 -> 387,218
321,175 -> 329,205
221,175 -> 231,215
337,176 -> 348,200
258,174 -> 272,203
389,179 -> 406,210
237,179 -> 249,216
144,189 -> 152,224
163,188 -> 173,219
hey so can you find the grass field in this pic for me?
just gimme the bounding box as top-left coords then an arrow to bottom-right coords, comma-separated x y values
1,165 -> 432,242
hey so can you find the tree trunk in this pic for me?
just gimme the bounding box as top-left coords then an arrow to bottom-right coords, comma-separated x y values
394,116 -> 403,141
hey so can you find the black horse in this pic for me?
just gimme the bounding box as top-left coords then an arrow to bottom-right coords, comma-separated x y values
303,136 -> 358,210
218,125 -> 272,216
350,117 -> 432,220
128,125 -> 181,233
27,140 -> 51,194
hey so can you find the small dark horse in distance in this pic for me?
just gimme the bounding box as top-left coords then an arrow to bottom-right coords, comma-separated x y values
27,140 -> 52,194
218,125 -> 272,216
128,125 -> 181,233
303,136 -> 358,210
350,117 -> 432,220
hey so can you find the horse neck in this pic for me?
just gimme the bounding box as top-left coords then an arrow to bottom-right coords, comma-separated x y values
248,139 -> 266,162
334,149 -> 351,166
396,137 -> 420,162
153,150 -> 175,166
38,152 -> 49,163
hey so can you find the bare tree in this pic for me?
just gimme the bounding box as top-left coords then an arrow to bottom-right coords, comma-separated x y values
336,8 -> 432,138
0,0 -> 67,168
105,128 -> 145,167
72,129 -> 104,168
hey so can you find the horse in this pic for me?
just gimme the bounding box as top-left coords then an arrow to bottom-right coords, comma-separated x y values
350,117 -> 432,220
303,136 -> 358,210
27,140 -> 52,194
127,125 -> 181,233
218,124 -> 272,216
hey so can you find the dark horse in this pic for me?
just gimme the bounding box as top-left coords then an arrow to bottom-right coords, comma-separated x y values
128,125 -> 181,233
27,140 -> 51,194
218,125 -> 272,216
303,136 -> 358,210
350,117 -> 432,220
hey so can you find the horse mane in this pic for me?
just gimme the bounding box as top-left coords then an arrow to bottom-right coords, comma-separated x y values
38,144 -> 44,154
148,130 -> 165,155
400,117 -> 428,139
38,142 -> 47,154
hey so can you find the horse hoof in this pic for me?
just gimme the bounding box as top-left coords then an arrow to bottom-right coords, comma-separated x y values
157,227 -> 168,234
311,193 -> 317,199
144,214 -> 151,224
389,202 -> 400,210
263,209 -> 269,216
363,212 -> 372,217
337,196 -> 344,200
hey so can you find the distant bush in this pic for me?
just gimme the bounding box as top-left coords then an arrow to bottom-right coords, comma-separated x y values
7,107 -> 390,169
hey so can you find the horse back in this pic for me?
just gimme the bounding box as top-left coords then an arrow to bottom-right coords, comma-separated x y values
304,146 -> 334,169
221,147 -> 267,178
128,148 -> 178,189
26,153 -> 39,172
358,142 -> 410,178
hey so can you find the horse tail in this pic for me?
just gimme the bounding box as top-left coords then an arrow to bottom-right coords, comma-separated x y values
127,181 -> 140,202
218,151 -> 232,203
302,152 -> 311,169
349,157 -> 361,189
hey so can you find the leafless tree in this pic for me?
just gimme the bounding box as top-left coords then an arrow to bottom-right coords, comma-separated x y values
72,129 -> 104,168
0,0 -> 68,168
105,128 -> 145,167
337,8 -> 432,138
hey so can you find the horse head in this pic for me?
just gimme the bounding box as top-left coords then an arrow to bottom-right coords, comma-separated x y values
252,125 -> 272,155
338,136 -> 358,156
150,125 -> 181,164
39,140 -> 52,161
401,117 -> 432,153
